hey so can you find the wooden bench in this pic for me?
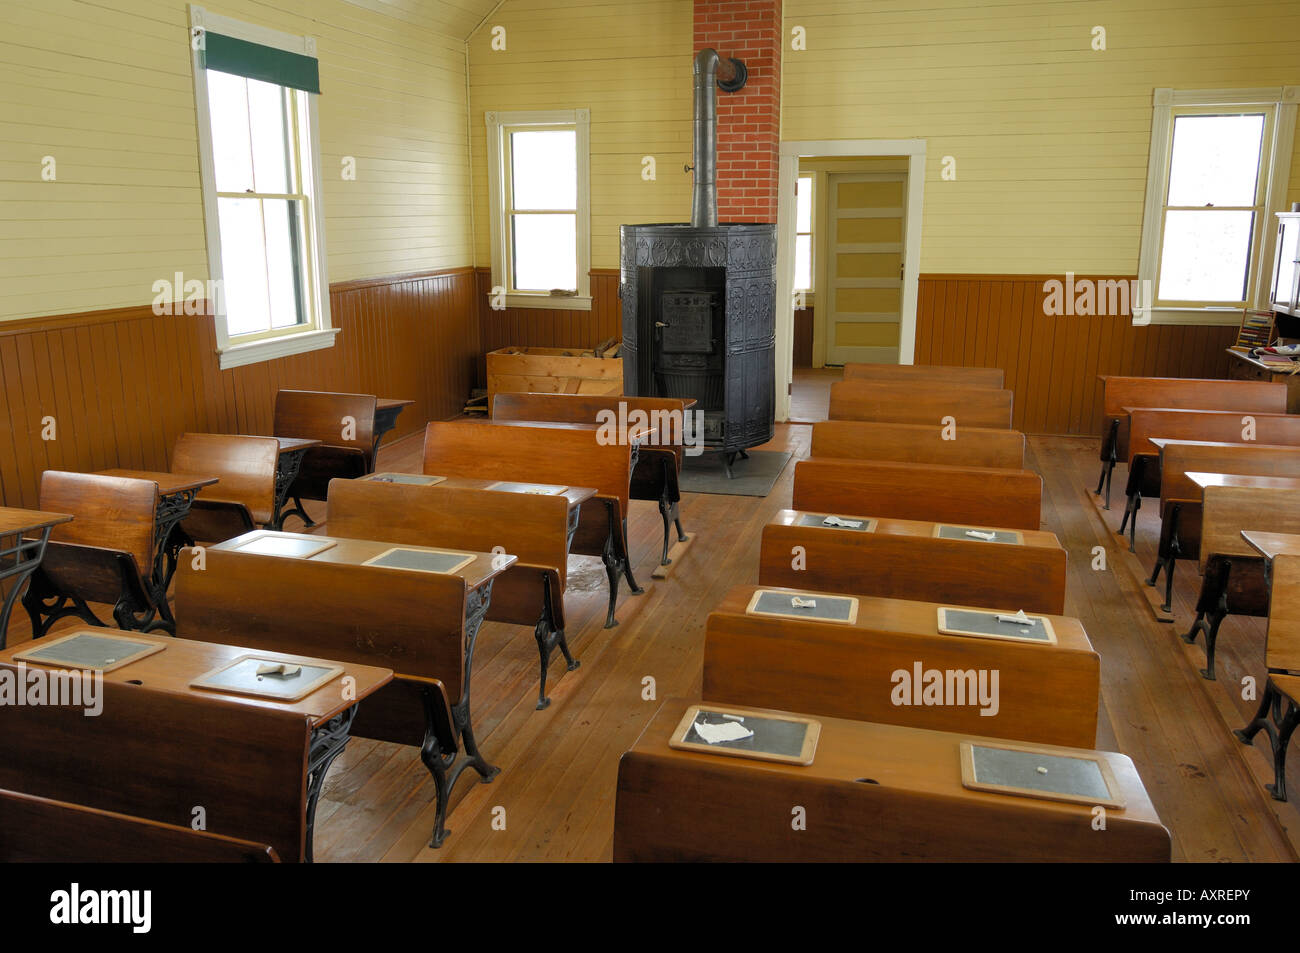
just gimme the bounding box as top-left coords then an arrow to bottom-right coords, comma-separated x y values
423,420 -> 640,628
810,420 -> 1025,469
1093,376 -> 1287,508
792,458 -> 1042,530
176,533 -> 515,847
171,432 -> 281,544
613,698 -> 1170,862
1117,408 -> 1300,549
21,471 -> 169,637
704,584 -> 1099,747
843,363 -> 1005,388
492,392 -> 695,567
327,478 -> 580,710
0,632 -> 389,862
760,510 -> 1068,614
1236,552 -> 1300,801
1184,478 -> 1300,679
0,788 -> 279,862
829,380 -> 1014,429
274,389 -> 378,528
1146,441 -> 1300,612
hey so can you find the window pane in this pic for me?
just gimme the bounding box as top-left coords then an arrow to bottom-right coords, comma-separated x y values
512,213 -> 576,291
795,235 -> 812,291
217,197 -> 271,335
796,177 -> 813,233
247,78 -> 292,194
207,71 -> 254,193
1166,114 -> 1265,208
1158,209 -> 1254,302
511,130 -> 576,210
217,197 -> 305,335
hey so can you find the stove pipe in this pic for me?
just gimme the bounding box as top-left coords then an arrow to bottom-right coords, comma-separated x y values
690,48 -> 747,228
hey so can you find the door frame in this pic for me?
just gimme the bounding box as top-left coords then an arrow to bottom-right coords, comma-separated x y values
775,139 -> 926,422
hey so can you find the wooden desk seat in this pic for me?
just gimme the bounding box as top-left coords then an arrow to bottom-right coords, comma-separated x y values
1094,376 -> 1286,508
810,420 -> 1025,469
0,668 -> 313,862
1118,409 -> 1300,549
423,420 -> 640,628
1184,484 -> 1300,679
760,510 -> 1067,614
1147,442 -> 1300,612
492,392 -> 694,566
842,363 -> 1005,388
327,478 -> 578,710
21,471 -> 168,636
0,788 -> 279,862
171,432 -> 280,543
613,699 -> 1170,862
793,458 -> 1042,531
176,540 -> 510,847
274,389 -> 378,528
1236,554 -> 1300,801
829,380 -> 1014,429
704,584 -> 1099,747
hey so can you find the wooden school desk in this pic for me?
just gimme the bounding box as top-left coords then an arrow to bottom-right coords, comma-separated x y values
93,468 -> 218,604
704,583 -> 1100,747
374,397 -> 415,456
614,699 -> 1170,862
267,437 -> 322,530
0,629 -> 392,862
0,507 -> 72,647
179,530 -> 516,846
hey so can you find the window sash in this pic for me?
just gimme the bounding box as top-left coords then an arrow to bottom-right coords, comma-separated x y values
502,122 -> 579,295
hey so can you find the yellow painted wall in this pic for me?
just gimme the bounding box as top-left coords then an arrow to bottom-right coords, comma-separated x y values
782,0 -> 1300,274
0,0 -> 475,321
467,0 -> 693,270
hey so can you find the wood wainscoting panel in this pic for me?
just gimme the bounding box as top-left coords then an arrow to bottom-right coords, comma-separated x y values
0,268 -> 478,509
915,275 -> 1238,437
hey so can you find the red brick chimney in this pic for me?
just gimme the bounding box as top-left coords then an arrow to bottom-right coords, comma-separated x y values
694,0 -> 782,223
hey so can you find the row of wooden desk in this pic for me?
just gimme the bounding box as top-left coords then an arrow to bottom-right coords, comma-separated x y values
615,365 -> 1172,862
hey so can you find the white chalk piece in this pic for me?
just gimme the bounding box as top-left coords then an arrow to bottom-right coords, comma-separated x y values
791,596 -> 818,609
721,714 -> 745,722
823,516 -> 864,529
692,720 -> 754,744
965,529 -> 997,540
1036,766 -> 1049,775
995,609 -> 1034,626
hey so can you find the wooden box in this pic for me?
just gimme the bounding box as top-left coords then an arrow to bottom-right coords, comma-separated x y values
486,346 -> 623,413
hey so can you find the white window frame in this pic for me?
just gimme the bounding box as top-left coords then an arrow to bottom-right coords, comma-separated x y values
189,4 -> 336,369
485,109 -> 591,311
1137,87 -> 1297,326
795,172 -> 815,300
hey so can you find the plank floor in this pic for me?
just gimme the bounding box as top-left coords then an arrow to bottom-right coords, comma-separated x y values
7,413 -> 1299,862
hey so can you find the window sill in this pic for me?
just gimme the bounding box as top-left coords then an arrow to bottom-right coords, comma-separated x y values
492,293 -> 593,312
217,327 -> 340,370
1133,308 -> 1245,328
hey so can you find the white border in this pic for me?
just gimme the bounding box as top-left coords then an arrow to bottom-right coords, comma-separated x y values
188,5 -> 336,369
777,139 -> 926,422
485,108 -> 592,310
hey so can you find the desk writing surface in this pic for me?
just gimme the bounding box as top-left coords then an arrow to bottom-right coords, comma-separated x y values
712,586 -> 1094,654
633,699 -> 1160,822
377,398 -> 415,411
1241,530 -> 1300,561
487,481 -> 569,496
273,437 -> 320,453
1188,471 -> 1300,492
0,629 -> 391,724
1152,438 -> 1298,452
487,419 -> 656,444
94,469 -> 220,496
0,507 -> 73,536
771,509 -> 1061,550
359,472 -> 596,508
212,530 -> 516,591
368,472 -> 447,486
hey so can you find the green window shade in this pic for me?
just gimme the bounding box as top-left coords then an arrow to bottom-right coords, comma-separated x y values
202,31 -> 320,95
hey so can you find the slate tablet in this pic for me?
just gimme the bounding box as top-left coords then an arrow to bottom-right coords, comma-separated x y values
190,655 -> 343,702
795,512 -> 876,532
933,524 -> 1024,545
13,631 -> 165,673
669,704 -> 821,765
937,607 -> 1057,644
369,472 -> 447,486
229,532 -> 337,559
362,547 -> 476,574
960,740 -> 1125,809
745,589 -> 859,624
